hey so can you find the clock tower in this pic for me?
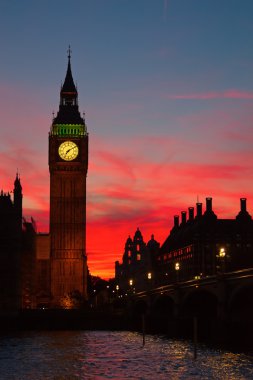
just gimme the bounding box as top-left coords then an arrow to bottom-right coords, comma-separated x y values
49,50 -> 88,307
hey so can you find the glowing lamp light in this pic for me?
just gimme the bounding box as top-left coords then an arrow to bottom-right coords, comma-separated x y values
219,248 -> 226,258
147,272 -> 152,280
129,279 -> 133,286
116,285 -> 119,290
175,262 -> 180,271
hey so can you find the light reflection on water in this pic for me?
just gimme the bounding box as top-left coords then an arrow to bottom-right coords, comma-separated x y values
0,330 -> 253,379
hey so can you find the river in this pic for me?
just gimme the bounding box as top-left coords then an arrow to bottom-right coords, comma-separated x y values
0,330 -> 253,379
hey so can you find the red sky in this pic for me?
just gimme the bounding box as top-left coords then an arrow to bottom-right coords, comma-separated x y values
0,1 -> 253,279
1,86 -> 253,279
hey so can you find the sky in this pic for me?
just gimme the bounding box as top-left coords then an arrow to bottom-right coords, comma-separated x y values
0,0 -> 253,278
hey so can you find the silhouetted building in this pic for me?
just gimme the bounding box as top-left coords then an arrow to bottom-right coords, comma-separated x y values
0,175 -> 22,313
49,50 -> 89,307
156,197 -> 253,284
21,217 -> 37,309
115,228 -> 160,292
35,233 -> 50,308
0,174 -> 38,313
115,198 -> 253,290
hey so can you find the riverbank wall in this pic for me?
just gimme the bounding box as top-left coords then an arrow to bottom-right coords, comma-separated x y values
0,309 -> 251,352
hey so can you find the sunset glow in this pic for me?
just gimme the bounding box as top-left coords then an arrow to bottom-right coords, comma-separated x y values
0,1 -> 253,278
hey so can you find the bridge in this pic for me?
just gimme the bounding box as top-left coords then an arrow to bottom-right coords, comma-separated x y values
127,268 -> 253,346
115,197 -> 253,342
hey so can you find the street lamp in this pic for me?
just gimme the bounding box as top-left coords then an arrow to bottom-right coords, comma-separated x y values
129,279 -> 133,286
147,272 -> 152,291
218,247 -> 226,273
175,262 -> 180,282
219,247 -> 226,258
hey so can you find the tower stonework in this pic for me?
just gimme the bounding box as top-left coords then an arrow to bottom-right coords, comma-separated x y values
49,52 -> 88,307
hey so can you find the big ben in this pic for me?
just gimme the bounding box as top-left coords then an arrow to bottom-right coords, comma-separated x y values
49,49 -> 88,307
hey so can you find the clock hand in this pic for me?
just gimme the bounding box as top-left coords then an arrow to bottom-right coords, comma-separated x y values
65,146 -> 76,155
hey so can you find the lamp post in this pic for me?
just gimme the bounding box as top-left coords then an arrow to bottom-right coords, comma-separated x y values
147,272 -> 152,290
175,262 -> 180,282
93,289 -> 97,308
219,247 -> 226,273
219,247 -> 226,258
129,279 -> 134,294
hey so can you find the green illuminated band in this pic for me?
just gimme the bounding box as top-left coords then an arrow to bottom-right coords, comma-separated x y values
50,124 -> 87,136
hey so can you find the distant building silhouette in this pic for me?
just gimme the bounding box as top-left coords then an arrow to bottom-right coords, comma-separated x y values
35,233 -> 50,308
0,174 -> 37,313
115,198 -> 253,291
115,228 -> 160,292
21,217 -> 37,309
156,197 -> 253,284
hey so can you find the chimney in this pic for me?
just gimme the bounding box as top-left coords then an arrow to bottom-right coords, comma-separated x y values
196,203 -> 202,218
206,197 -> 212,212
174,215 -> 179,228
188,207 -> 194,221
236,197 -> 252,221
181,211 -> 187,225
240,198 -> 247,212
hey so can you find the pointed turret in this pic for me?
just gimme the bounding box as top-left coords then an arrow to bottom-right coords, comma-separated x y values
133,227 -> 143,242
14,172 -> 22,192
61,50 -> 77,95
14,172 -> 23,231
52,47 -> 86,128
126,235 -> 133,246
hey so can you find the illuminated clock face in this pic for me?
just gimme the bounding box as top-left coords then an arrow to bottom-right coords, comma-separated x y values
58,141 -> 79,161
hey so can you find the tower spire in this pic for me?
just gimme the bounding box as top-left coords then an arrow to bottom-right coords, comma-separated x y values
52,48 -> 85,125
61,46 -> 76,94
14,172 -> 22,230
67,45 -> 72,60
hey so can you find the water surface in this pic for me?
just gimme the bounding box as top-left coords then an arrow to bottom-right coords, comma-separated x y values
0,330 -> 253,379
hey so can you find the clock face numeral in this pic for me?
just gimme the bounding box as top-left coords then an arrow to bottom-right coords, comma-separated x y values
58,141 -> 79,161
